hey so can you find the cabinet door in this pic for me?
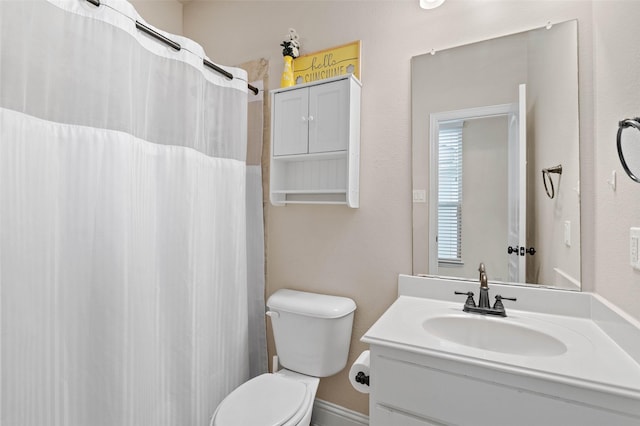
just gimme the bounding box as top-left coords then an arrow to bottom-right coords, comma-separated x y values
373,405 -> 443,426
308,78 -> 349,154
273,88 -> 309,156
373,352 -> 640,426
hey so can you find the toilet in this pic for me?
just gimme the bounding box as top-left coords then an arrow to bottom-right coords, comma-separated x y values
211,289 -> 356,426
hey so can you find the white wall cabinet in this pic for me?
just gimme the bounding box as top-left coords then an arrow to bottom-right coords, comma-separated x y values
270,75 -> 361,207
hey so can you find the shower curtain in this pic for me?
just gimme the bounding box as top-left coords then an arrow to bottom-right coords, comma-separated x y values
0,0 -> 264,424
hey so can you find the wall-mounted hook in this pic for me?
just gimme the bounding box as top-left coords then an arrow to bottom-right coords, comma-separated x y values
542,164 -> 563,199
617,118 -> 640,183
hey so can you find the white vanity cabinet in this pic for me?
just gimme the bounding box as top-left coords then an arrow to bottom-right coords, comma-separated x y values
269,75 -> 361,207
367,345 -> 640,426
362,278 -> 640,426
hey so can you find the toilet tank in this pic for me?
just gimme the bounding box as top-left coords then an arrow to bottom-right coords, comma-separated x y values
267,289 -> 356,377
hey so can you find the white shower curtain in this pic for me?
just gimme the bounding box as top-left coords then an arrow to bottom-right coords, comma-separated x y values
0,0 -> 262,424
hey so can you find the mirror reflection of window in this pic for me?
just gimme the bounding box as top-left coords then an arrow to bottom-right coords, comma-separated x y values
437,122 -> 463,264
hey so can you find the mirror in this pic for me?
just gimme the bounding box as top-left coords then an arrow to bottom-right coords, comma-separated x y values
412,20 -> 581,290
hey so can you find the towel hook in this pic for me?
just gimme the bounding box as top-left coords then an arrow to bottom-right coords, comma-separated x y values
617,118 -> 640,183
542,164 -> 562,199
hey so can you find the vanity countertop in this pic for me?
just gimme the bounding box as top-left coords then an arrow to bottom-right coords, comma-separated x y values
362,276 -> 640,401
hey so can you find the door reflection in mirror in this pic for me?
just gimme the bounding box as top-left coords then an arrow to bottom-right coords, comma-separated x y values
431,100 -> 523,283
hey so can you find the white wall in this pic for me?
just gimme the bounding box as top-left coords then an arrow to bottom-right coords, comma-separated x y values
130,0 -> 183,35
526,20 -> 581,286
184,0 -> 596,416
592,2 -> 640,320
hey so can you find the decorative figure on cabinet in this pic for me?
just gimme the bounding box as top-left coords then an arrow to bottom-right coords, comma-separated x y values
280,28 -> 300,88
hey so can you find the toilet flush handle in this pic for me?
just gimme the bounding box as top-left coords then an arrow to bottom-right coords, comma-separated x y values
266,311 -> 279,319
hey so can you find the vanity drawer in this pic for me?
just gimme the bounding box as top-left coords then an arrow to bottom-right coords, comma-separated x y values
373,353 -> 640,426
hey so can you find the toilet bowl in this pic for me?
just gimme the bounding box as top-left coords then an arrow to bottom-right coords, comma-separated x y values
211,369 -> 319,426
210,289 -> 356,426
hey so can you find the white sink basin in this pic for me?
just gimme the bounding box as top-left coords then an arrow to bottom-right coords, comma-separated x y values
363,288 -> 640,402
423,315 -> 568,356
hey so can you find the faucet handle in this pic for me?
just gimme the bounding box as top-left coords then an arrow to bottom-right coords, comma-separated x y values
495,295 -> 517,301
493,295 -> 517,310
454,291 -> 476,308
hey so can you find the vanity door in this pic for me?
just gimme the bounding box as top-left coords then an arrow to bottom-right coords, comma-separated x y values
373,405 -> 444,426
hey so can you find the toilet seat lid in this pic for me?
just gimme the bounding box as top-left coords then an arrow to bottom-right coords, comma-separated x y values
215,374 -> 307,426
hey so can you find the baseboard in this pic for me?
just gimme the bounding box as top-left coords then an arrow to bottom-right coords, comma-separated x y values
311,399 -> 369,426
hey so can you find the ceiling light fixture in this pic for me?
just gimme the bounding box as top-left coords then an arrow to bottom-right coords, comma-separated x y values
420,0 -> 446,10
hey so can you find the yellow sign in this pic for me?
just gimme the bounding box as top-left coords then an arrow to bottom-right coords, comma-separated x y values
293,41 -> 361,85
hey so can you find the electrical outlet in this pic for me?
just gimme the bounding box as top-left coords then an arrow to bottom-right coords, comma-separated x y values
631,228 -> 640,271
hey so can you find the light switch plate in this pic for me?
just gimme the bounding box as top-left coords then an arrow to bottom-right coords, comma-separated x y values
413,189 -> 427,203
631,228 -> 640,271
564,221 -> 571,247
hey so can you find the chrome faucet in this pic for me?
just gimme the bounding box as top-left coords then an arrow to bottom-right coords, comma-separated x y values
454,262 -> 517,317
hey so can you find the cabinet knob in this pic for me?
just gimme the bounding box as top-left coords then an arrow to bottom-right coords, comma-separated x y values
308,115 -> 314,121
301,116 -> 307,121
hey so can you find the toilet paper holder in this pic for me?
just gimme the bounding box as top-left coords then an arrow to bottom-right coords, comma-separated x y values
355,371 -> 370,386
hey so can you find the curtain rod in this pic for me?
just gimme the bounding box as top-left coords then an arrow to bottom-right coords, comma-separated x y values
135,20 -> 181,51
85,0 -> 259,95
